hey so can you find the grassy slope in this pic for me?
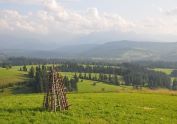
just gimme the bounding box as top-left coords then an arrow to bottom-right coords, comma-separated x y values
1,66 -> 177,123
153,68 -> 174,75
0,67 -> 28,87
78,80 -> 126,93
0,93 -> 176,124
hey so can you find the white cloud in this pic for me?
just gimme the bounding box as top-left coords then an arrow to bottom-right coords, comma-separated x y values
0,10 -> 47,34
159,7 -> 177,16
165,7 -> 177,16
1,0 -> 177,43
0,0 -> 43,4
0,0 -> 134,35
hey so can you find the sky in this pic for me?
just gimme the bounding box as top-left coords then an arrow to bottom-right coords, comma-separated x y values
1,0 -> 177,49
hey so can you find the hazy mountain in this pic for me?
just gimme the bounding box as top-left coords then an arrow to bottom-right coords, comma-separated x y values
80,41 -> 177,61
1,41 -> 177,61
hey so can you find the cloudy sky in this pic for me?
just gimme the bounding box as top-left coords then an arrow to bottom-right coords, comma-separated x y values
1,0 -> 177,49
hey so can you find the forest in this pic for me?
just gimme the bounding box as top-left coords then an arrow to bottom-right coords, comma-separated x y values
1,57 -> 176,92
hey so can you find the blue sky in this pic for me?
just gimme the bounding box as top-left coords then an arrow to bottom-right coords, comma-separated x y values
0,0 -> 177,48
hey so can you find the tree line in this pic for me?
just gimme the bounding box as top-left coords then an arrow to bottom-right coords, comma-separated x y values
77,73 -> 120,86
28,65 -> 78,93
57,63 -> 174,89
2,57 -> 176,90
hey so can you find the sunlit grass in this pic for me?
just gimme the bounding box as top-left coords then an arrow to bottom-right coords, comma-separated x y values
0,67 -> 28,88
0,92 -> 176,124
153,68 -> 174,75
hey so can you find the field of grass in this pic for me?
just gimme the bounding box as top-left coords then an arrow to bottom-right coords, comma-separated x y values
1,66 -> 177,123
78,80 -> 122,93
0,67 -> 28,88
0,92 -> 176,124
153,68 -> 174,75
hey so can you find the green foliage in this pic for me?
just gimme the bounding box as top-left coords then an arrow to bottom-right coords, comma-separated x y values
173,79 -> 177,90
23,65 -> 28,72
171,69 -> 177,77
28,66 -> 35,78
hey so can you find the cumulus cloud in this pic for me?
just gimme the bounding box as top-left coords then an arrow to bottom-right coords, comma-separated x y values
0,0 -> 43,4
0,10 -> 47,34
165,7 -> 177,16
0,0 -> 177,44
0,0 -> 135,36
159,7 -> 177,16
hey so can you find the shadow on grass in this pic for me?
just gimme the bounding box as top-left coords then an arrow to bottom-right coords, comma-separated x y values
0,107 -> 45,113
11,84 -> 35,94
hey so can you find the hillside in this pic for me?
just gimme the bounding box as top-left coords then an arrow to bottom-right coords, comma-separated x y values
0,67 -> 28,88
79,41 -> 177,61
0,93 -> 176,124
1,41 -> 177,61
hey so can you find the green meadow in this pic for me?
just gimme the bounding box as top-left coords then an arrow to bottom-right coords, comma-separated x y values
0,66 -> 177,124
0,92 -> 177,124
153,68 -> 174,75
0,67 -> 28,88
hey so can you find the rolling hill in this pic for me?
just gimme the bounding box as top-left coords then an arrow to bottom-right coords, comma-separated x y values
1,41 -> 177,61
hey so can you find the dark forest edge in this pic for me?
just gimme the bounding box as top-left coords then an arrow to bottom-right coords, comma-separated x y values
1,57 -> 177,68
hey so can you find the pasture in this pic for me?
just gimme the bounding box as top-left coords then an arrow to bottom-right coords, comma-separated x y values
0,67 -> 27,88
0,92 -> 176,124
0,65 -> 177,124
153,68 -> 174,75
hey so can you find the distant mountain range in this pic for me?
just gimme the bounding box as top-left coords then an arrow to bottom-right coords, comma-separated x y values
1,41 -> 177,62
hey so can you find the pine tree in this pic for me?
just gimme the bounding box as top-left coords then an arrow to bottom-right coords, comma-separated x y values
35,66 -> 43,92
173,79 -> 177,90
84,73 -> 87,79
70,78 -> 78,91
113,74 -> 120,85
23,65 -> 27,71
41,65 -> 48,92
63,76 -> 70,91
108,74 -> 112,83
88,73 -> 92,80
79,73 -> 83,78
29,66 -> 35,78
74,73 -> 79,82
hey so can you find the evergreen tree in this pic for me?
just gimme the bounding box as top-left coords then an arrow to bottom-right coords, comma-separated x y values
41,65 -> 48,92
88,73 -> 92,80
108,74 -> 112,83
23,65 -> 28,71
172,79 -> 177,90
113,74 -> 120,85
84,73 -> 87,79
35,66 -> 43,92
79,73 -> 83,78
29,66 -> 35,78
63,76 -> 70,91
70,78 -> 78,91
74,73 -> 79,82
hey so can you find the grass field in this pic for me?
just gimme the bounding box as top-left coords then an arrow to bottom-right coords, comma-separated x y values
78,80 -> 122,93
153,68 -> 174,75
0,67 -> 28,88
0,92 -> 176,124
1,66 -> 177,124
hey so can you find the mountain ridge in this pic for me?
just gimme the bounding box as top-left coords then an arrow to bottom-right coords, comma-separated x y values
1,41 -> 177,61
